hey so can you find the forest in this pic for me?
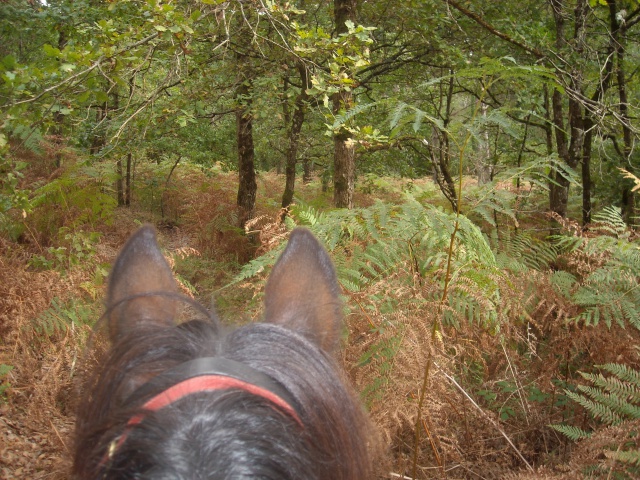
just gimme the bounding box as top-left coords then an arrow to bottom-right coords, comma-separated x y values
1,0 -> 640,478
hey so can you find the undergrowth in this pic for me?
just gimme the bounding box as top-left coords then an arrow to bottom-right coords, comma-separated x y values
1,150 -> 638,479
230,194 -> 640,478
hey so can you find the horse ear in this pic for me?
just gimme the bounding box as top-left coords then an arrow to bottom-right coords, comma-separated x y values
264,228 -> 342,353
107,225 -> 178,341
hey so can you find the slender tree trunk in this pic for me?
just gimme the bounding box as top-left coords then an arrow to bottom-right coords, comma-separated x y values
236,80 -> 257,228
548,0 -> 586,218
333,120 -> 355,209
116,158 -> 125,206
433,132 -> 458,211
332,0 -> 357,209
543,86 -> 554,158
125,152 -> 131,206
581,121 -> 593,225
616,20 -> 635,224
549,0 -> 570,217
161,155 -> 181,219
282,64 -> 309,208
53,29 -> 68,169
437,72 -> 458,211
303,157 -> 312,184
233,9 -> 258,230
90,101 -> 107,155
475,102 -> 491,185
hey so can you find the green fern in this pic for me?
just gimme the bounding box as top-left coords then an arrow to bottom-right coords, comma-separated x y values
609,449 -> 640,468
231,197 -> 508,329
549,424 -> 591,441
550,271 -> 577,297
295,199 -> 504,328
331,102 -> 376,130
388,101 -> 444,134
550,207 -> 640,331
227,247 -> 283,285
11,124 -> 43,154
552,363 -> 640,476
32,297 -> 98,337
0,364 -> 13,401
31,163 -> 117,233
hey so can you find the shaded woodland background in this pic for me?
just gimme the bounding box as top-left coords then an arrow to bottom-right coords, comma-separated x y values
1,0 -> 640,478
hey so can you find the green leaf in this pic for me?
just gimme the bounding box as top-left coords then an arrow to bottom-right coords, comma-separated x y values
1,55 -> 16,69
42,44 -> 61,58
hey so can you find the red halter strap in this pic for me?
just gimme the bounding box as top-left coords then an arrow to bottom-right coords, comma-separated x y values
128,374 -> 301,426
100,358 -> 301,467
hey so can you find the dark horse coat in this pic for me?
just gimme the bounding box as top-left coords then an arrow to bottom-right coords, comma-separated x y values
73,226 -> 374,479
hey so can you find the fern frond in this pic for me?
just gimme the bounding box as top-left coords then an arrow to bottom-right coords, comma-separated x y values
32,297 -> 98,337
576,384 -> 640,421
598,364 -> 640,387
550,271 -> 577,298
607,448 -> 640,467
229,248 -> 282,284
582,373 -> 640,404
565,389 -> 624,425
332,102 -> 376,129
549,424 -> 592,441
591,206 -> 627,237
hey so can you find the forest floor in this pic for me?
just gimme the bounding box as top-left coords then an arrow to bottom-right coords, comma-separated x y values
1,167 -> 637,479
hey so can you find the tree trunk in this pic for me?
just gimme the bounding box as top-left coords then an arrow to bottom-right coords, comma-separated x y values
616,18 -> 635,224
429,70 -> 458,212
282,64 -> 309,208
90,101 -> 107,155
332,0 -> 357,209
548,0 -> 586,219
581,121 -> 593,225
579,1 -> 620,225
236,80 -> 257,228
333,123 -> 355,209
53,29 -> 68,169
425,131 -> 457,212
125,152 -> 131,206
303,157 -> 313,184
116,158 -> 125,206
475,102 -> 492,185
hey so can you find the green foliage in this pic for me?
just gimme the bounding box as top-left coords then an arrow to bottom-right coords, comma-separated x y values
474,376 -> 552,423
0,154 -> 31,239
29,228 -> 101,271
296,20 -> 375,99
0,364 -> 13,401
29,164 -> 116,235
496,228 -> 559,271
571,364 -> 640,425
552,363 -> 640,476
227,247 -> 284,286
32,297 -> 98,337
358,333 -> 401,405
552,207 -> 640,330
235,196 -> 507,329
550,424 -> 592,441
388,57 -> 556,140
469,155 -> 581,227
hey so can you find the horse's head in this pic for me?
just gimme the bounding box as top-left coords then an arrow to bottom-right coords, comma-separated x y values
73,226 -> 373,479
